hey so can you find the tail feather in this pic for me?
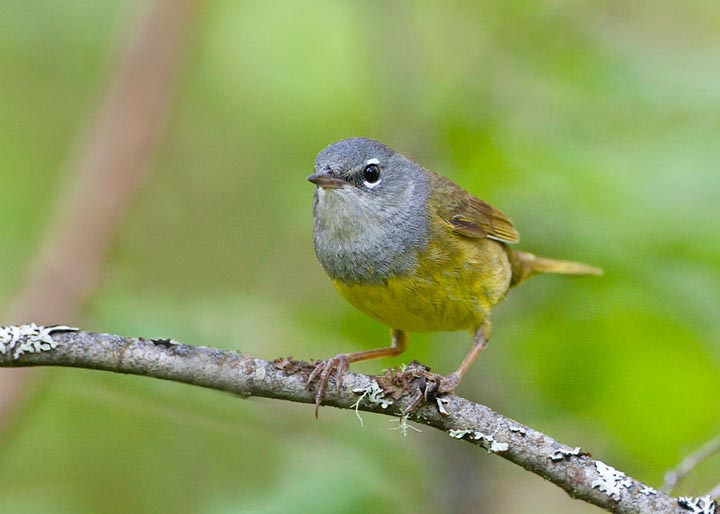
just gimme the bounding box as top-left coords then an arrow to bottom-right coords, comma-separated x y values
510,251 -> 602,286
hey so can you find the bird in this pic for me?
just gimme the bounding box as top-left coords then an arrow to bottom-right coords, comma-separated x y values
307,137 -> 600,414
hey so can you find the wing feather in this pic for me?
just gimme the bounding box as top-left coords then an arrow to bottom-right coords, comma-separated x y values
430,173 -> 519,244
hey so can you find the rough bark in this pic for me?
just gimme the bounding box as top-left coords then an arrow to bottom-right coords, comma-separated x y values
0,327 -> 715,514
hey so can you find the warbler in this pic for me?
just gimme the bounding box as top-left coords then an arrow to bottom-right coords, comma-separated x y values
307,137 -> 600,412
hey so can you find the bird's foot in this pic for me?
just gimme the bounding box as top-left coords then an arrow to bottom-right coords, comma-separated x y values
307,354 -> 351,417
383,362 -> 460,416
435,371 -> 461,394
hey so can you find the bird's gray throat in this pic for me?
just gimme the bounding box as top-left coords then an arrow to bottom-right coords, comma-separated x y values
312,186 -> 430,284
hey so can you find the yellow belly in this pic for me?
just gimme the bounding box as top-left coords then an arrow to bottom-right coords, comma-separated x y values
333,238 -> 512,333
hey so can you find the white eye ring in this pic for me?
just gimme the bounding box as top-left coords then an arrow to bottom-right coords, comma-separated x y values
363,178 -> 382,189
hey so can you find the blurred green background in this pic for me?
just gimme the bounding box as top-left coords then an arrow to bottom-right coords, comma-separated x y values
1,1 -> 719,513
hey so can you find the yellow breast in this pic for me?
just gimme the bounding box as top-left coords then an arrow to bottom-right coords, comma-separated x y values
333,236 -> 512,333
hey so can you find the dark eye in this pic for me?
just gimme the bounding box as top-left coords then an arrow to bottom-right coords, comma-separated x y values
363,163 -> 381,184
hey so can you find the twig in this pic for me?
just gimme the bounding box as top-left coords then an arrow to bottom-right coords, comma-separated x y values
663,434 -> 720,494
5,0 -> 196,324
0,0 -> 196,430
707,485 -> 720,501
0,326 -> 715,514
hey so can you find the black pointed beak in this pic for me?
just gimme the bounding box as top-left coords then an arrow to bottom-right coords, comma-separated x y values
307,173 -> 349,189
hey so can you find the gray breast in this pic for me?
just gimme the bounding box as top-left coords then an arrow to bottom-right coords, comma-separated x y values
312,182 -> 430,284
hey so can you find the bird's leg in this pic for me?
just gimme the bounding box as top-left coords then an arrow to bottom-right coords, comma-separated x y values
438,321 -> 491,393
308,329 -> 408,417
400,322 -> 492,414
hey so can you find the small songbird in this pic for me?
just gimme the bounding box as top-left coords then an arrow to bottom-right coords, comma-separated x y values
307,137 -> 600,413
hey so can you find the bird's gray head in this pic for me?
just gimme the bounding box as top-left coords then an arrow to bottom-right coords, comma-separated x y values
308,137 -> 431,284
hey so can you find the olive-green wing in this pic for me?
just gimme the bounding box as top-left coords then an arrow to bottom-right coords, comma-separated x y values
432,174 -> 520,244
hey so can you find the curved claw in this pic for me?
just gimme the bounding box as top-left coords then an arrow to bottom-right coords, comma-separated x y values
401,370 -> 463,415
436,372 -> 461,394
307,354 -> 350,417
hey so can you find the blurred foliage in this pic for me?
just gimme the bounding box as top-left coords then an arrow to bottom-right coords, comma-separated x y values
1,1 -> 719,513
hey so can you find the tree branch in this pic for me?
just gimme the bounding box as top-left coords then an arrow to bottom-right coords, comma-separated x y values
0,326 -> 715,514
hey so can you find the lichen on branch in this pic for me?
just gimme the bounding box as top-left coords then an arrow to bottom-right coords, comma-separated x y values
0,325 -> 714,514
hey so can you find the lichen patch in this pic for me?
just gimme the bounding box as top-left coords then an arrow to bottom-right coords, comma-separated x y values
591,461 -> 632,501
0,324 -> 77,359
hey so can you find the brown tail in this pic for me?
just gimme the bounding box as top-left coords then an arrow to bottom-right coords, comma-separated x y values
509,250 -> 602,286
